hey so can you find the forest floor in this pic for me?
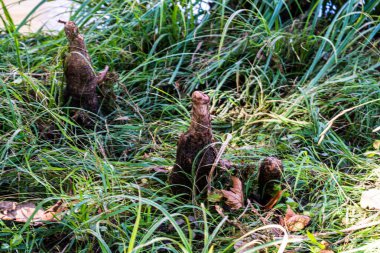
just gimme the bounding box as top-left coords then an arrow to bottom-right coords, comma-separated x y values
0,1 -> 379,252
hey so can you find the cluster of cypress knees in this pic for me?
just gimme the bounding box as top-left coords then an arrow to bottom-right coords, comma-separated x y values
60,20 -> 282,204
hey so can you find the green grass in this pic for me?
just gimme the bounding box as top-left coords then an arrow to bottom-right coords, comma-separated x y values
0,0 -> 379,252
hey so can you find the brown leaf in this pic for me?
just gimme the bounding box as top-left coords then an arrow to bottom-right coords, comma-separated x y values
0,201 -> 16,211
285,205 -> 296,220
284,205 -> 310,232
221,176 -> 244,210
263,190 -> 283,210
0,202 -> 45,224
41,200 -> 67,222
0,200 -> 67,226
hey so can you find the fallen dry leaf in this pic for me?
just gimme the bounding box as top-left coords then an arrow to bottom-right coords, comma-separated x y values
221,176 -> 244,210
284,205 -> 310,232
0,201 -> 16,211
42,200 -> 67,221
0,200 -> 66,226
263,190 -> 283,210
215,205 -> 248,233
360,189 -> 380,210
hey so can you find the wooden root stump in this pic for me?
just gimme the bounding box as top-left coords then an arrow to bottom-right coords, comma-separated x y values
170,91 -> 217,198
60,20 -> 109,127
258,156 -> 283,204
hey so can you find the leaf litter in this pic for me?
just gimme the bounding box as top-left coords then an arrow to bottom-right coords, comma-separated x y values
283,205 -> 311,232
221,176 -> 244,210
0,200 -> 67,226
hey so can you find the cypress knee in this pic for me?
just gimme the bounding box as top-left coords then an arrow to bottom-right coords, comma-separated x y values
258,157 -> 283,204
60,20 -> 108,123
170,91 -> 217,197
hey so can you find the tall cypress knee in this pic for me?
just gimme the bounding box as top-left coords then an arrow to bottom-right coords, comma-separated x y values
170,91 -> 217,197
258,157 -> 283,203
60,20 -> 108,124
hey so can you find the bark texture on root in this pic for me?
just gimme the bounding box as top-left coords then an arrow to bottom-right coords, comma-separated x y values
170,91 -> 217,198
61,21 -> 108,126
258,157 -> 283,204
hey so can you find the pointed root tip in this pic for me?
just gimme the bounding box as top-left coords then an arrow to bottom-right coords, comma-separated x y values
192,91 -> 210,104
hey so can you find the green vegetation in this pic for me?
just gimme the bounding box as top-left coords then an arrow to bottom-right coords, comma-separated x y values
0,0 -> 379,252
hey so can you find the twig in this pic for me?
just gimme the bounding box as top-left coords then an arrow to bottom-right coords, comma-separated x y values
215,205 -> 248,233
339,220 -> 380,234
248,200 -> 269,225
276,218 -> 380,242
237,201 -> 251,220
